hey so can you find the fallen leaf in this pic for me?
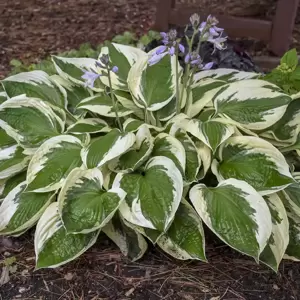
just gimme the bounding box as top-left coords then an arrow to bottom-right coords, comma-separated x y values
64,272 -> 74,281
0,266 -> 10,286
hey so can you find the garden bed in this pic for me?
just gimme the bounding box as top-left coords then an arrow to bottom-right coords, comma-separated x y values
1,232 -> 300,300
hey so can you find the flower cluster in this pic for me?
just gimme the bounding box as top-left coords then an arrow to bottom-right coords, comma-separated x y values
200,15 -> 227,51
81,54 -> 118,88
148,30 -> 185,66
184,52 -> 214,70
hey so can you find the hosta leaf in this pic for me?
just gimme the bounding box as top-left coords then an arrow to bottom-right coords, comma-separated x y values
0,92 -> 6,104
0,96 -> 64,149
184,118 -> 235,153
2,71 -> 66,108
113,156 -> 183,231
186,78 -> 227,118
213,136 -> 293,195
280,182 -> 300,216
213,80 -> 291,130
262,99 -> 300,144
157,200 -> 206,261
50,75 -> 91,115
26,135 -> 83,192
152,133 -> 186,174
58,168 -> 126,234
128,50 -> 179,111
170,127 -> 201,183
0,182 -> 54,235
190,179 -> 272,260
100,43 -> 147,91
67,118 -> 110,134
284,208 -> 300,261
82,129 -> 135,169
52,56 -> 104,91
102,214 -> 148,261
195,141 -> 212,180
123,118 -> 145,132
0,172 -> 26,199
0,145 -> 31,179
35,202 -> 99,269
77,93 -> 132,117
0,128 -> 15,148
111,125 -> 154,172
194,68 -> 260,83
114,90 -> 144,119
260,193 -> 289,272
156,97 -> 176,121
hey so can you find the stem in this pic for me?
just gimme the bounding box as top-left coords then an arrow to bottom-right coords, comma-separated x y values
184,68 -> 196,115
107,69 -> 122,131
175,47 -> 181,114
64,109 -> 78,123
180,30 -> 196,113
144,108 -> 149,124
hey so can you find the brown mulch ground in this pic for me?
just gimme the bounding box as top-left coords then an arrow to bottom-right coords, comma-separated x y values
1,1 -> 300,299
1,231 -> 300,300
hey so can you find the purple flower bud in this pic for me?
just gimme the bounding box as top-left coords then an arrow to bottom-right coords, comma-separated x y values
184,53 -> 191,64
156,45 -> 167,55
169,46 -> 175,56
178,44 -> 185,54
203,62 -> 214,70
100,54 -> 110,66
112,66 -> 118,73
199,22 -> 206,32
160,32 -> 167,39
81,70 -> 101,88
148,52 -> 167,66
209,27 -> 219,37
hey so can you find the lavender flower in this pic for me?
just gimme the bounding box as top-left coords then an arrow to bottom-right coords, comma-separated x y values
199,15 -> 224,41
190,13 -> 200,27
185,52 -> 214,70
81,70 -> 101,88
111,66 -> 118,73
208,35 -> 227,51
148,29 -> 185,66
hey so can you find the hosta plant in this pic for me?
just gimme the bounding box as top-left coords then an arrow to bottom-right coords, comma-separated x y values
0,14 -> 300,272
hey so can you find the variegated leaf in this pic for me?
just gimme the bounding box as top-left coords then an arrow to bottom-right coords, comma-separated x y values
35,202 -> 99,269
50,74 -> 91,115
261,99 -> 300,145
260,193 -> 289,271
213,80 -> 291,130
184,118 -> 235,153
283,206 -> 300,261
0,182 -> 54,235
2,71 -> 66,108
67,118 -> 110,134
123,118 -> 162,133
111,125 -> 154,172
194,68 -> 259,83
113,156 -> 183,231
26,135 -> 83,192
213,136 -> 293,195
82,129 -> 135,169
102,214 -> 148,261
114,90 -> 144,119
157,200 -> 206,261
195,141 -> 212,180
100,43 -> 147,91
186,78 -> 227,118
0,145 -> 31,179
190,179 -> 272,260
58,168 -> 126,234
128,50 -> 179,111
0,172 -> 26,199
76,93 -> 132,117
0,96 -> 64,149
52,56 -> 104,91
169,126 -> 201,183
152,133 -> 186,173
280,182 -> 300,216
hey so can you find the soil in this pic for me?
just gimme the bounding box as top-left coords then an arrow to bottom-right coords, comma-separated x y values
1,1 -> 300,299
1,231 -> 300,300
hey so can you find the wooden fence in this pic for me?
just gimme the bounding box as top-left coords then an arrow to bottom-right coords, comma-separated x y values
154,0 -> 300,68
